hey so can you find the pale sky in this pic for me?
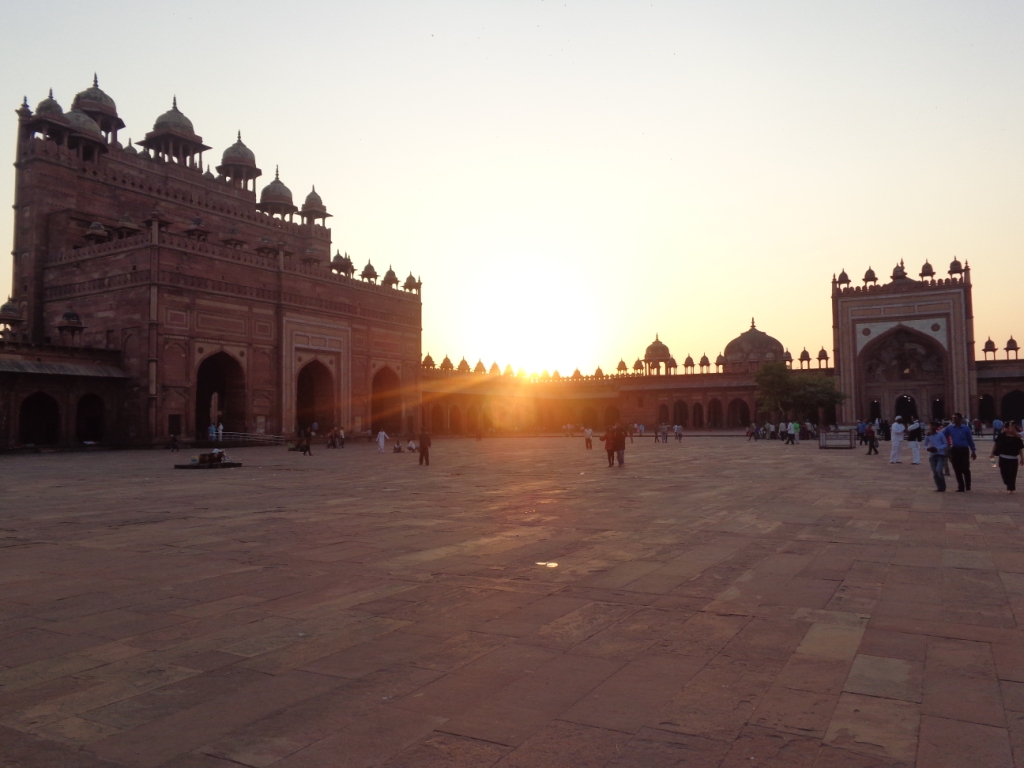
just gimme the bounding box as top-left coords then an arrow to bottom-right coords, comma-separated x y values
2,1 -> 1022,375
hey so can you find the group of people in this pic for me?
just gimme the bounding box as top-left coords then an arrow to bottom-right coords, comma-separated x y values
375,429 -> 432,465
747,421 -> 818,443
206,422 -> 224,442
866,412 -> 1024,493
599,424 -> 629,467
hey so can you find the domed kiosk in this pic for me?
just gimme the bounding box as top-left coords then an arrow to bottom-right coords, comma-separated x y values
722,319 -> 785,373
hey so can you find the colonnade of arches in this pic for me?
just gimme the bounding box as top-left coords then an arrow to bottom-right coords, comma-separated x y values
16,391 -> 107,445
660,397 -> 751,428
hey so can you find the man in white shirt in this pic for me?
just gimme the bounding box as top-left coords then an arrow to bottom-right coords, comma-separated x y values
907,418 -> 923,465
889,416 -> 906,463
584,427 -> 593,450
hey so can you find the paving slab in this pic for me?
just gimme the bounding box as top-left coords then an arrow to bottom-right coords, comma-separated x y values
3,436 -> 1024,766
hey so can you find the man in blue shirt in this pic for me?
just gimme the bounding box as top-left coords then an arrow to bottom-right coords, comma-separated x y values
924,421 -> 950,492
941,412 -> 977,492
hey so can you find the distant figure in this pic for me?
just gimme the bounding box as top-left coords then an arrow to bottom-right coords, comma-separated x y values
376,430 -> 389,453
991,421 -> 1024,493
790,420 -> 800,444
865,423 -> 878,455
339,427 -> 346,448
168,434 -> 180,452
418,431 -> 432,466
217,422 -> 224,442
778,422 -> 788,443
207,423 -> 217,442
660,424 -> 669,443
614,423 -> 627,467
408,438 -> 417,452
889,416 -> 905,462
907,417 -> 922,465
311,421 -> 319,437
925,421 -> 948,491
653,425 -> 660,443
601,427 -> 616,467
856,420 -> 867,445
393,440 -> 403,453
584,427 -> 593,450
301,430 -> 313,456
941,412 -> 976,492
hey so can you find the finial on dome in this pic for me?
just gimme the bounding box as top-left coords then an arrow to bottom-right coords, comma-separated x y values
237,130 -> 241,141
172,95 -> 177,109
751,317 -> 756,329
93,73 -> 98,88
48,88 -> 53,99
275,165 -> 279,180
655,333 -> 659,340
21,96 -> 28,108
312,184 -> 316,192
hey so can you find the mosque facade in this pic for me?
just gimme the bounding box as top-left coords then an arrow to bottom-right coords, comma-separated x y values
0,77 -> 422,448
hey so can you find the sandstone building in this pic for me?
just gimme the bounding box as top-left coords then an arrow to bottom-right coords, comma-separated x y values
0,77 -> 422,447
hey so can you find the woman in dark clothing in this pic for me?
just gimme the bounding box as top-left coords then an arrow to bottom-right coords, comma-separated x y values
991,422 -> 1024,492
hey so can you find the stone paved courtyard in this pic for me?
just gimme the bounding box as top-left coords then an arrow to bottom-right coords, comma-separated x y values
2,436 -> 1023,768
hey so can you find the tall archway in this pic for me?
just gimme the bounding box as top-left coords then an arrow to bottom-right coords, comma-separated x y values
979,394 -> 996,423
449,405 -> 463,434
581,406 -> 597,428
604,405 -> 620,427
371,366 -> 403,434
692,402 -> 704,428
707,399 -> 723,427
894,394 -> 917,422
19,392 -> 60,445
1002,390 -> 1024,426
673,401 -> 688,427
727,398 -> 750,427
76,393 -> 105,442
296,360 -> 335,434
861,328 -> 946,422
466,405 -> 479,434
195,352 -> 247,437
431,404 -> 445,433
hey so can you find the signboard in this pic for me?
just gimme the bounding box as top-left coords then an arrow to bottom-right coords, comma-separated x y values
819,429 -> 855,449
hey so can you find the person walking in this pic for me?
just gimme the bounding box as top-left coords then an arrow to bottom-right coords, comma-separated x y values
779,421 -> 788,444
300,430 -> 313,456
991,422 -> 1024,493
339,427 -> 346,448
660,423 -> 669,443
217,422 -> 224,442
790,420 -> 800,444
889,416 -> 906,463
614,423 -> 627,467
584,427 -> 593,450
907,417 -> 923,465
941,413 -> 977,492
924,421 -> 949,491
207,423 -> 216,442
418,431 -> 432,465
376,429 -> 389,453
169,434 -> 180,452
865,422 -> 879,455
857,420 -> 867,445
601,427 -> 616,467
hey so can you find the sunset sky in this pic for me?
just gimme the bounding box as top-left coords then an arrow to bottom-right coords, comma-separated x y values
2,1 -> 1022,375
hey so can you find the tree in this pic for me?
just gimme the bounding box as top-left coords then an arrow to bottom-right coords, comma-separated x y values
754,362 -> 846,421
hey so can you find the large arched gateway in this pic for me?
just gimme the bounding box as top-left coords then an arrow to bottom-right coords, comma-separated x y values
296,361 -> 335,434
859,328 -> 947,422
195,352 -> 247,437
371,366 -> 403,434
19,392 -> 60,445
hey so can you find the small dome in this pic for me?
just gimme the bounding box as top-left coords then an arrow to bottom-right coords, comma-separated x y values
260,167 -> 293,205
504,364 -> 515,376
36,89 -> 63,117
65,108 -> 102,136
837,268 -> 850,285
715,353 -> 725,366
595,366 -> 604,377
332,251 -> 354,274
724,319 -> 785,366
203,165 -> 215,180
783,349 -> 793,362
457,357 -> 471,373
153,97 -> 195,134
88,221 -> 106,233
123,139 -> 137,155
0,296 -> 19,319
644,334 -> 671,362
891,260 -> 907,280
633,359 -> 643,370
360,261 -> 378,281
699,354 -> 710,367
382,266 -> 399,288
616,359 -> 627,371
304,186 -> 323,207
920,260 -> 935,278
221,131 -> 256,166
949,257 -> 963,275
72,74 -> 117,115
552,370 -> 561,380
817,347 -> 829,360
864,266 -> 877,283
422,353 -> 436,368
478,361 -> 489,374
439,355 -> 454,372
799,348 -> 811,362
403,272 -> 418,291
60,310 -> 83,327
571,368 -> 582,379
984,337 -> 997,353
684,354 -> 694,367
1007,337 -> 1019,352
541,370 -> 551,380
667,357 -> 677,368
